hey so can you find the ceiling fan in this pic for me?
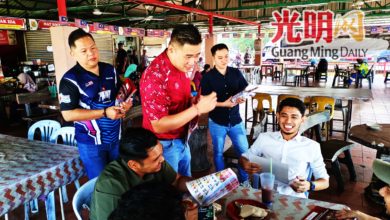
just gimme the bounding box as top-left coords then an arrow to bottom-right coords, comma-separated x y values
92,0 -> 121,16
128,5 -> 164,22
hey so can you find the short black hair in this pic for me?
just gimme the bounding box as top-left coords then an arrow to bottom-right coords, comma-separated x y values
278,97 -> 306,116
204,64 -> 210,70
211,43 -> 229,56
170,24 -> 202,46
118,42 -> 124,46
119,128 -> 158,162
108,182 -> 185,220
68,28 -> 94,48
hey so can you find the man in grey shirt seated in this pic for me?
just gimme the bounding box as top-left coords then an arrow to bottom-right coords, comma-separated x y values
240,98 -> 329,198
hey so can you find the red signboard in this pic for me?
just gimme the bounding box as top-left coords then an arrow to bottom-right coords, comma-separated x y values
38,20 -> 62,29
0,16 -> 26,30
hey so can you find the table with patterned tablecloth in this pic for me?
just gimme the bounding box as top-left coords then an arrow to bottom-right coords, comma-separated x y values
219,186 -> 347,219
0,134 -> 85,219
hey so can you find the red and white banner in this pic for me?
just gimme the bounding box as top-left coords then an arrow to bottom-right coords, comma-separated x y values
0,16 -> 26,30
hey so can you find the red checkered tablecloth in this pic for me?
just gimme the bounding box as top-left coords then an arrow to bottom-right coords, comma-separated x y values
0,134 -> 85,216
220,186 -> 347,219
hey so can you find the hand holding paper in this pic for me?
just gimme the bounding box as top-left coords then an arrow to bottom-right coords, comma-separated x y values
231,85 -> 258,103
247,155 -> 289,184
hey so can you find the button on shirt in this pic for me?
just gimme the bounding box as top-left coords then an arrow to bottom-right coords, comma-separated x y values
200,67 -> 248,126
242,132 -> 329,198
140,50 -> 192,139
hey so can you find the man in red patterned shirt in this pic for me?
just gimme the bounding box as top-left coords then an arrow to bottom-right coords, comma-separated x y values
140,24 -> 217,177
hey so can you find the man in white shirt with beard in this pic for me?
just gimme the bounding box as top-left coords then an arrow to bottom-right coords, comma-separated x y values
239,97 -> 329,198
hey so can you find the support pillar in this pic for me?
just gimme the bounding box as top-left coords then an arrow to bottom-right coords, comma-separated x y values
50,26 -> 77,85
204,34 -> 216,67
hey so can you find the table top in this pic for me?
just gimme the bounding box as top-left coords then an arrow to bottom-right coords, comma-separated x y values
220,186 -> 346,219
0,134 -> 85,216
253,85 -> 373,100
349,124 -> 390,149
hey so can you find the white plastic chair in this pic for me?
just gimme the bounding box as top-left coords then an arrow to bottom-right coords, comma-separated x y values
50,126 -> 77,146
72,177 -> 98,220
28,120 -> 61,142
50,126 -> 80,220
26,120 -> 61,219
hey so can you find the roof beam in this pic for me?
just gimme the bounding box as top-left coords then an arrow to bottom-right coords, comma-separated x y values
128,0 -> 260,26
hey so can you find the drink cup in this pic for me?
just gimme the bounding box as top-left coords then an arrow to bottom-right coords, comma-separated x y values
260,172 -> 275,204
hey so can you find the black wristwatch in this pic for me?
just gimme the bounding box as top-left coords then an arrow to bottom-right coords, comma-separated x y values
309,181 -> 316,191
103,108 -> 107,117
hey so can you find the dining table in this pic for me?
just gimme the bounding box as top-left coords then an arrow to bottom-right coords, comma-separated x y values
0,134 -> 85,219
349,124 -> 390,158
218,186 -> 347,219
348,124 -> 390,204
244,85 -> 373,140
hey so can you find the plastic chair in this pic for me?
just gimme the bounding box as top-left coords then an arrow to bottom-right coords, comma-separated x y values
252,93 -> 275,132
26,120 -> 61,219
299,111 -> 356,192
50,126 -> 80,219
72,177 -> 98,220
28,120 -> 61,142
276,94 -> 300,112
50,126 -> 77,146
356,64 -> 374,89
332,65 -> 349,88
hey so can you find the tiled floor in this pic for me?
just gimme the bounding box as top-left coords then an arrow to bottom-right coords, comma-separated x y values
1,72 -> 390,219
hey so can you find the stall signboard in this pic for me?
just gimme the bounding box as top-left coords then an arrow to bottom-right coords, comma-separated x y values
147,29 -> 164,37
0,30 -> 16,45
28,19 -> 75,30
0,16 -> 26,30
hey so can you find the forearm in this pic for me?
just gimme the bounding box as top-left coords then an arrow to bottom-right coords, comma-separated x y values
173,176 -> 192,192
61,108 -> 104,122
312,178 -> 329,191
216,102 -> 227,107
151,105 -> 198,134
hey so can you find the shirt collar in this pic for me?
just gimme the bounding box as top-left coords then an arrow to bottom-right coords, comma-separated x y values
161,49 -> 185,74
276,131 -> 302,142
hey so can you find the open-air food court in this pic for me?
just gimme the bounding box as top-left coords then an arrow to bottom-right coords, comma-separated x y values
0,0 -> 390,220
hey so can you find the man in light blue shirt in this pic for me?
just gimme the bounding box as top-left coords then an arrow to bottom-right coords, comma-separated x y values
239,98 -> 329,198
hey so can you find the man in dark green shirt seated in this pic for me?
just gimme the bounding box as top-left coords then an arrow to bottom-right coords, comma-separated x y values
90,127 -> 191,220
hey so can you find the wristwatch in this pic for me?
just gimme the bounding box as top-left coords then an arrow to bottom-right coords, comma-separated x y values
309,181 -> 316,191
